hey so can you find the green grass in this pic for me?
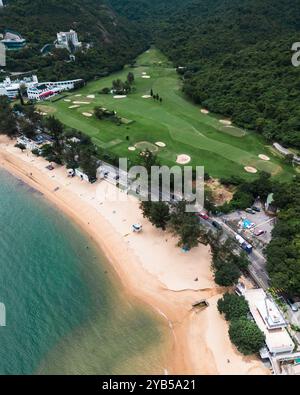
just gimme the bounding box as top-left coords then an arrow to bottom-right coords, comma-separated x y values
40,47 -> 296,181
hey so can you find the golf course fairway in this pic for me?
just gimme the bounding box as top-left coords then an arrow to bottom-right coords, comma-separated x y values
40,48 -> 296,180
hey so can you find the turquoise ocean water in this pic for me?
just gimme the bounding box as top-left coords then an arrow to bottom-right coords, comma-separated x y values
0,169 -> 168,374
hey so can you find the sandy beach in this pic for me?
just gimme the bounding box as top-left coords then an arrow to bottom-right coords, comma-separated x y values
0,136 -> 268,375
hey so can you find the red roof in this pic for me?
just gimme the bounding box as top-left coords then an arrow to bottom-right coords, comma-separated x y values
39,90 -> 54,98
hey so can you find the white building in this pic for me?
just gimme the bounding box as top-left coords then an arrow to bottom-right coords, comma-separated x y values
0,30 -> 26,50
0,75 -> 38,99
56,30 -> 81,51
0,74 -> 84,101
244,289 -> 294,356
27,78 -> 83,101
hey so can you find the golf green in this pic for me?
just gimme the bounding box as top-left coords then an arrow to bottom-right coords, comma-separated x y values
40,48 -> 295,180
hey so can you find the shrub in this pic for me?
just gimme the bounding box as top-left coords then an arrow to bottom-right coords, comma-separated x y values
229,319 -> 265,355
217,293 -> 249,321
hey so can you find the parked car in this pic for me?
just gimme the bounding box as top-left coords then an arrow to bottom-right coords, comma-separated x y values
245,208 -> 256,214
198,212 -> 209,220
252,206 -> 261,212
287,298 -> 299,312
212,221 -> 222,230
254,229 -> 265,237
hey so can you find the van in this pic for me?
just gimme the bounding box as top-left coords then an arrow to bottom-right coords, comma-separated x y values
212,221 -> 222,230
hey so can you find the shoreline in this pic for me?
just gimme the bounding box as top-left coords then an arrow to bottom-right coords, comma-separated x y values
0,136 -> 269,375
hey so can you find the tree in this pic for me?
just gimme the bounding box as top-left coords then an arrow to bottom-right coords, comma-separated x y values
150,89 -> 153,97
112,79 -> 124,94
15,143 -> 26,152
40,144 -> 62,164
78,145 -> 98,181
19,118 -> 35,139
169,201 -> 209,250
94,107 -> 105,120
45,116 -> 64,154
0,96 -> 19,138
139,149 -> 159,176
149,202 -> 170,230
229,319 -> 265,355
266,176 -> 300,296
140,201 -> 170,231
123,80 -> 132,94
127,72 -> 135,85
63,141 -> 80,171
140,201 -> 152,219
18,87 -> 25,106
46,116 -> 64,140
211,238 -> 248,286
214,261 -> 241,286
101,87 -> 111,94
217,293 -> 249,321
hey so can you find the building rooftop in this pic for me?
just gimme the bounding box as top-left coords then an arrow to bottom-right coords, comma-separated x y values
244,289 -> 294,355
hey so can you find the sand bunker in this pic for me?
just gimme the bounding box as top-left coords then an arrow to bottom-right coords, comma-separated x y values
73,101 -> 90,104
82,112 -> 93,117
128,146 -> 136,151
155,142 -> 166,148
142,72 -> 147,75
244,166 -> 258,174
86,94 -> 95,99
113,95 -> 127,99
142,76 -> 151,79
201,109 -> 209,114
75,94 -> 82,97
259,154 -> 270,161
219,119 -> 232,125
142,95 -> 152,99
176,154 -> 191,165
69,105 -> 80,109
64,99 -> 71,102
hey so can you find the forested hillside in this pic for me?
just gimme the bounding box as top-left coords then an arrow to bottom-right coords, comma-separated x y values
0,0 -> 148,81
109,0 -> 300,149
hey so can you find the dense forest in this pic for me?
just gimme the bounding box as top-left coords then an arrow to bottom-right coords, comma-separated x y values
266,177 -> 300,296
109,0 -> 300,149
0,0 -> 148,81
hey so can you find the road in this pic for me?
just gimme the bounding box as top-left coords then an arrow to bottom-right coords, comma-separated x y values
98,161 -> 270,289
209,216 -> 270,289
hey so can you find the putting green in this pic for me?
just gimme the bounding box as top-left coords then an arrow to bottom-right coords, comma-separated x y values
41,47 -> 295,181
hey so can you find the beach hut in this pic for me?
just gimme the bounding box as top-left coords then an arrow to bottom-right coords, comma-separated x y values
132,224 -> 142,233
67,169 -> 75,177
75,168 -> 89,182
